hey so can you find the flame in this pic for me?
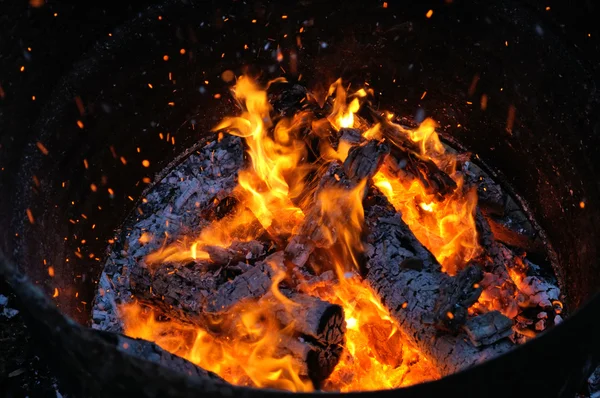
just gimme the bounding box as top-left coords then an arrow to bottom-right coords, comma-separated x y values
121,299 -> 313,392
372,119 -> 480,275
327,78 -> 366,131
119,76 -> 487,390
213,76 -> 307,233
302,273 -> 439,391
311,179 -> 367,273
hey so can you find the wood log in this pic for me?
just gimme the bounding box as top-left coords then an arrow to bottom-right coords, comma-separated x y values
465,163 -> 546,255
462,310 -> 513,347
361,187 -> 516,376
129,251 -> 345,385
386,146 -> 457,199
364,107 -> 457,198
429,265 -> 485,333
204,240 -> 266,266
285,140 -> 390,269
343,139 -> 390,182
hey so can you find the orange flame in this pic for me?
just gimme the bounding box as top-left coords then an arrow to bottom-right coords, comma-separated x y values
302,273 -> 439,391
121,299 -> 314,391
119,76 -> 484,390
372,119 -> 480,274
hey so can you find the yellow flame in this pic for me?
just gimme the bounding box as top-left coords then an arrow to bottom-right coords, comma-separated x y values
371,118 -> 480,275
121,76 -> 486,390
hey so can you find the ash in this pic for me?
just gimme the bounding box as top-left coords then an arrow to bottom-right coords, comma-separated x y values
91,135 -> 243,332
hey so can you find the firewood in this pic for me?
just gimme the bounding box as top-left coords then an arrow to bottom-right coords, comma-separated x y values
364,107 -> 457,198
129,259 -> 221,322
285,140 -> 390,269
462,310 -> 513,347
343,139 -> 390,182
429,265 -> 484,333
361,187 -> 516,376
466,163 -> 546,255
129,252 -> 345,385
386,146 -> 458,199
203,240 -> 266,266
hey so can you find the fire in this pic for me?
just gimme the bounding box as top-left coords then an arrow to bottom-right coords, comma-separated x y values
303,273 -> 439,391
374,170 -> 480,274
120,75 -> 479,390
120,299 -> 314,392
371,118 -> 480,275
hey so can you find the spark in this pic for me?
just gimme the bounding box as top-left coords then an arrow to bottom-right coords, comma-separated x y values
26,208 -> 35,224
36,142 -> 49,155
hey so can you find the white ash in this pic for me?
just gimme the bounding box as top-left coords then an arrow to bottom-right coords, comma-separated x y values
519,276 -> 560,308
91,135 -> 244,332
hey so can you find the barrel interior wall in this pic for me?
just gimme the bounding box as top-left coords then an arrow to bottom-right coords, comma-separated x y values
4,0 -> 599,325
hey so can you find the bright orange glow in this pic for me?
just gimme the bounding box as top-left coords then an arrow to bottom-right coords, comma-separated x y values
122,287 -> 315,391
372,118 -> 480,275
303,273 -> 439,390
120,76 -> 488,390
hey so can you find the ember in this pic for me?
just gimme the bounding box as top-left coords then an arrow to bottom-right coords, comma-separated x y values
93,76 -> 562,392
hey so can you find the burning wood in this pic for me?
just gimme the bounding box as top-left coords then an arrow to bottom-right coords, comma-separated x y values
93,75 -> 562,392
131,249 -> 345,386
361,187 -> 515,375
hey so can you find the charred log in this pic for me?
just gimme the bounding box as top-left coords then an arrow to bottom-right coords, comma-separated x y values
361,187 -> 516,375
430,265 -> 484,333
285,141 -> 390,269
466,164 -> 545,255
364,109 -> 457,198
204,240 -> 266,266
462,310 -> 513,347
130,252 -> 345,385
386,147 -> 457,199
343,140 -> 390,182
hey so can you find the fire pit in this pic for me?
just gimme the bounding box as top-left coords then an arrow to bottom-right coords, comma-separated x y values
1,0 -> 600,397
89,75 -> 563,391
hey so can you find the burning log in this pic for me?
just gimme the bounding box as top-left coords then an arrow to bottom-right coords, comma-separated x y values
361,187 -> 515,375
365,108 -> 457,198
462,310 -> 514,347
130,252 -> 345,385
465,162 -> 546,255
285,140 -> 390,269
386,146 -> 457,199
204,240 -> 266,266
343,140 -> 390,182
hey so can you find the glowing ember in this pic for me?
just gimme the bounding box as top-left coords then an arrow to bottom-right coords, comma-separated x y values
114,75 -> 551,391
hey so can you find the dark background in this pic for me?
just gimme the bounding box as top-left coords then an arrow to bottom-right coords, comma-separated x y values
0,0 -> 598,396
